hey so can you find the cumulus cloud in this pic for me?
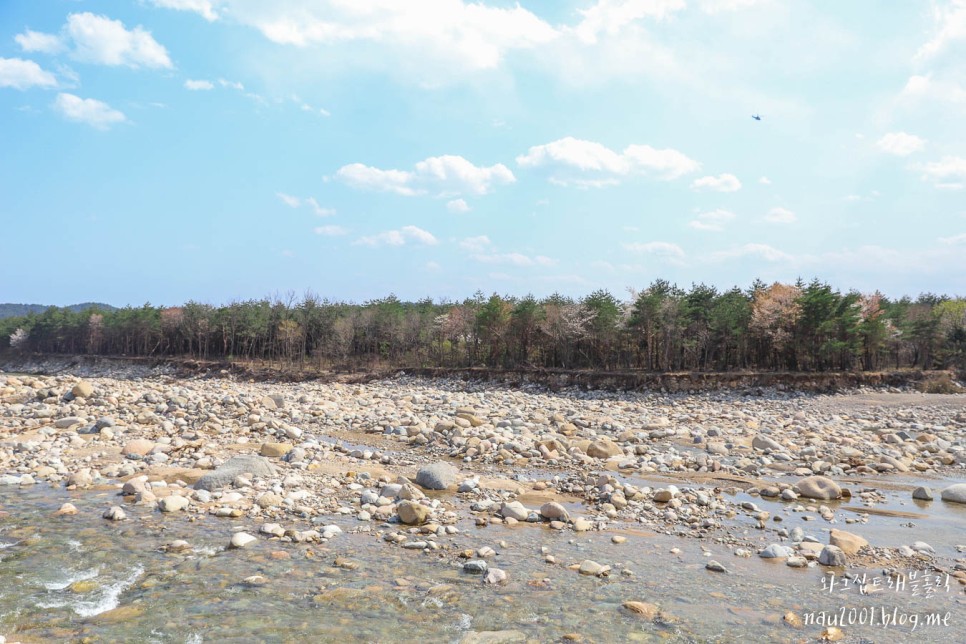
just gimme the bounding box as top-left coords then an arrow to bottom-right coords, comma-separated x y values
69,13 -> 172,68
17,13 -> 173,70
688,208 -> 735,231
916,156 -> 966,190
446,198 -> 471,213
149,0 -> 220,22
914,0 -> 966,60
573,0 -> 686,44
336,155 -> 515,197
184,79 -> 214,90
0,57 -> 58,90
355,225 -> 438,247
876,132 -> 925,156
516,136 -> 699,186
764,207 -> 796,223
313,225 -> 348,236
14,29 -> 65,54
690,173 -> 741,192
710,243 -> 791,262
53,93 -> 126,129
899,74 -> 966,105
185,0 -> 557,75
758,176 -> 771,185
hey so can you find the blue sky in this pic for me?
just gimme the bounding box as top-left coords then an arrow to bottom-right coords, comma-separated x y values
1,0 -> 965,307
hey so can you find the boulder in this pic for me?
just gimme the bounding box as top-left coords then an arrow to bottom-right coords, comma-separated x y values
415,462 -> 459,490
71,381 -> 94,398
194,455 -> 277,491
259,442 -> 293,458
122,440 -> 156,457
539,502 -> 569,521
397,500 -> 430,525
912,487 -> 934,501
794,475 -> 842,501
818,545 -> 847,566
158,495 -> 189,513
500,501 -> 530,521
752,435 -> 783,451
940,483 -> 966,504
587,439 -> 623,459
230,532 -> 257,549
829,529 -> 868,555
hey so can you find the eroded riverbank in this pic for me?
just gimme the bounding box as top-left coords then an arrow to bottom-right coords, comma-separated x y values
1,369 -> 965,642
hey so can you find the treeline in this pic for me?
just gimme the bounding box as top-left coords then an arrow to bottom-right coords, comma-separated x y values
1,279 -> 965,373
0,302 -> 116,319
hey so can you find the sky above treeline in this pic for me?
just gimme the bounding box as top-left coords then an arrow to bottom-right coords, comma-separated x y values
1,0 -> 965,307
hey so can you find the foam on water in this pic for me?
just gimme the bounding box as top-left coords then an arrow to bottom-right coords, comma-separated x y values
71,565 -> 144,618
43,566 -> 100,591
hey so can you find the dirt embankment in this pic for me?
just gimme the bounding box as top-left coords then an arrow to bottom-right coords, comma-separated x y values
2,353 -> 963,393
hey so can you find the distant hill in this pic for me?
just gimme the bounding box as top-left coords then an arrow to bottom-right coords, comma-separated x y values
0,302 -> 117,319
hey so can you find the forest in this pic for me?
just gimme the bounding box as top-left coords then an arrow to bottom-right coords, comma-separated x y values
2,279 -> 965,374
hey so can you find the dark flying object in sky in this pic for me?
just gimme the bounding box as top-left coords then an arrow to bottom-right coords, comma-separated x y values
752,114 -> 762,121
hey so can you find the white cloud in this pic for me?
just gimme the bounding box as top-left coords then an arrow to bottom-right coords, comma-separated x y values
184,79 -> 214,90
313,225 -> 348,236
425,261 -> 441,271
0,57 -> 58,90
472,252 -> 556,267
574,0 -> 686,44
336,155 -> 515,197
622,241 -> 686,261
900,74 -> 966,105
917,156 -> 966,189
876,132 -> 925,156
218,78 -> 244,90
710,243 -> 791,262
690,173 -> 741,192
305,198 -> 335,217
459,235 -> 491,252
355,225 -> 438,248
939,233 -> 966,245
700,0 -> 767,13
278,192 -> 335,215
213,0 -> 558,74
14,29 -> 65,54
336,164 -> 419,196
688,208 -> 735,231
446,198 -> 471,213
276,192 -> 301,208
517,136 -> 699,186
53,93 -> 126,129
149,0 -> 220,22
915,0 -> 966,60
39,13 -> 174,69
758,176 -> 771,185
764,207 -> 796,223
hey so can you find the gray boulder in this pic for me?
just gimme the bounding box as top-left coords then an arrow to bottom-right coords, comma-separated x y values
940,483 -> 966,504
194,455 -> 277,491
415,462 -> 459,490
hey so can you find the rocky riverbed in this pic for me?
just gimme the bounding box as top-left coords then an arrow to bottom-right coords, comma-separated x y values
1,368 -> 965,642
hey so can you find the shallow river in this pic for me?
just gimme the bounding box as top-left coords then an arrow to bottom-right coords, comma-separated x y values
1,477 -> 964,643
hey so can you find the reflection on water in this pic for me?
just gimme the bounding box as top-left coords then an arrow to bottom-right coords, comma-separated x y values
0,484 -> 963,643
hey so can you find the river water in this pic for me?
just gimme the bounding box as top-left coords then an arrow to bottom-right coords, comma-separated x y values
1,476 -> 964,643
